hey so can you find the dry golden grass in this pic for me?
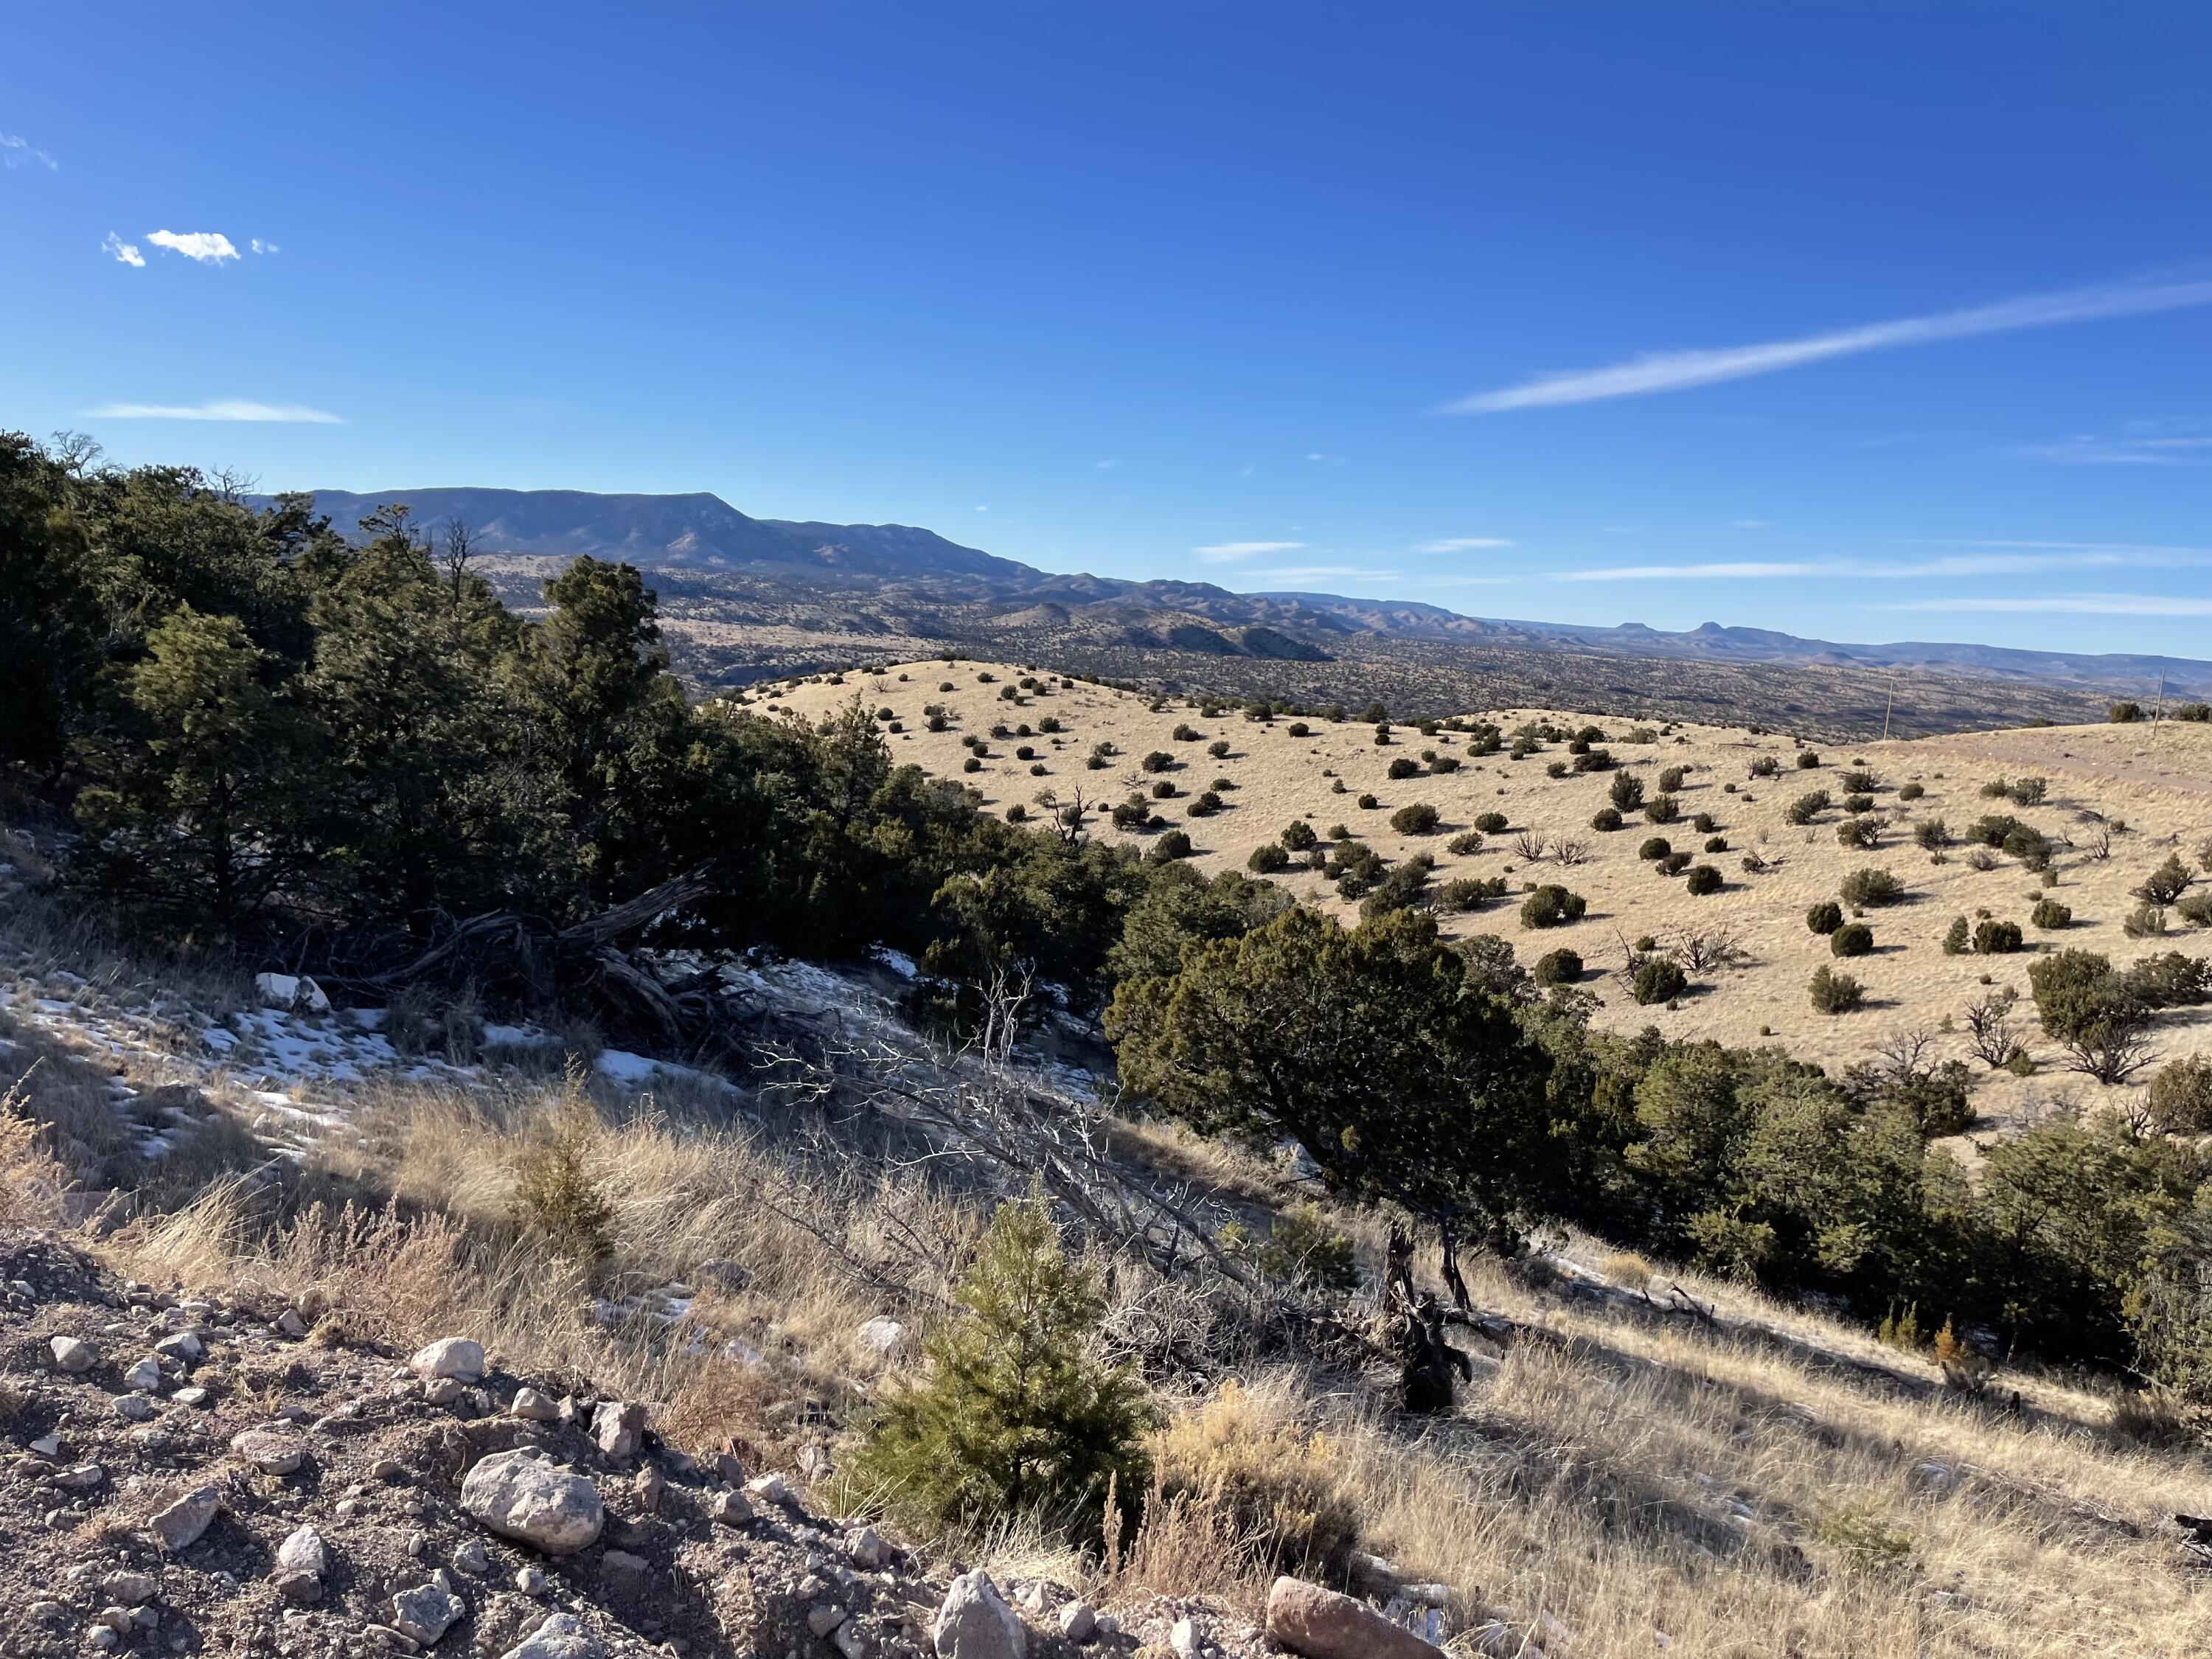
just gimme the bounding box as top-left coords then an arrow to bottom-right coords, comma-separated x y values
763,661 -> 2212,1135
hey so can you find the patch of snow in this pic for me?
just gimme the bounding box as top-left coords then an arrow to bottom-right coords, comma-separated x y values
869,945 -> 920,979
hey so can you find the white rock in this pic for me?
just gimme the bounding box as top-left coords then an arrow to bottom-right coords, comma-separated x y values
459,1451 -> 603,1554
254,973 -> 330,1012
411,1338 -> 486,1382
709,1491 -> 754,1526
1059,1602 -> 1096,1643
49,1335 -> 98,1373
122,1357 -> 163,1393
230,1429 -> 305,1475
846,1526 -> 889,1568
498,1613 -> 603,1659
453,1539 -> 489,1574
154,1332 -> 204,1363
113,1393 -> 157,1422
147,1486 -> 221,1551
743,1472 -> 790,1506
29,1434 -> 62,1458
509,1387 -> 560,1422
276,1524 -> 327,1577
1170,1616 -> 1202,1659
855,1316 -> 905,1355
808,1604 -> 848,1637
933,1570 -> 1026,1659
591,1400 -> 647,1460
275,1309 -> 308,1338
100,1573 -> 159,1604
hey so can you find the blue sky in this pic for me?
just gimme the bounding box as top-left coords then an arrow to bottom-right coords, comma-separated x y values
7,3 -> 2211,657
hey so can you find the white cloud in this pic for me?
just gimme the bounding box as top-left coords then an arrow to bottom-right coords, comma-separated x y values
84,400 -> 343,423
145,229 -> 240,264
1548,545 -> 2212,584
1093,458 -> 1119,470
1304,452 -> 1345,466
1241,565 -> 1399,584
250,237 -> 279,255
102,232 -> 145,268
1447,274 -> 2212,414
1,133 -> 58,170
2019,429 -> 2212,465
1193,540 -> 1304,563
1875,593 -> 2212,617
1415,537 -> 1514,553
1732,519 -> 1771,529
1554,561 -> 1826,582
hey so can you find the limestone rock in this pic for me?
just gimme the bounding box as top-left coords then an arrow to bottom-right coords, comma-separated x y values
231,1428 -> 306,1475
591,1400 -> 647,1460
933,1570 -> 1026,1659
459,1450 -> 604,1554
147,1485 -> 221,1552
276,1524 -> 327,1577
509,1387 -> 560,1422
498,1613 -> 604,1659
1265,1576 -> 1443,1659
391,1579 -> 465,1645
410,1338 -> 487,1382
49,1335 -> 98,1373
1059,1602 -> 1096,1643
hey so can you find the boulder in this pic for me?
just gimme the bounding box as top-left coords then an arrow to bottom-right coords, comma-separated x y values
122,1357 -> 162,1392
411,1338 -> 487,1382
933,1571 -> 1026,1659
276,1524 -> 328,1577
231,1428 -> 306,1475
1265,1576 -> 1443,1659
498,1614 -> 604,1659
509,1387 -> 560,1422
459,1451 -> 604,1554
254,973 -> 331,1012
147,1486 -> 222,1552
1059,1602 -> 1096,1643
591,1400 -> 647,1460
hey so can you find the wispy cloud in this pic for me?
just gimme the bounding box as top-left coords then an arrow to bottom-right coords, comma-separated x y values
1241,565 -> 1399,584
145,229 -> 240,264
1876,593 -> 2212,617
84,400 -> 343,424
1304,452 -> 1345,466
1732,519 -> 1771,529
2017,421 -> 2212,465
250,237 -> 279,256
1415,537 -> 1514,553
1447,274 -> 2212,414
2,133 -> 58,170
1194,540 -> 1304,563
1550,545 -> 2212,584
1555,561 -> 1826,582
102,232 -> 145,268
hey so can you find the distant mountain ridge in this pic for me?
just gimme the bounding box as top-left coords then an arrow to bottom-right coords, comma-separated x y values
263,485 -> 2212,696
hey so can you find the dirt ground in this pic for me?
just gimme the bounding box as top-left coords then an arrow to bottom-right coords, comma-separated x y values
756,661 -> 2212,1138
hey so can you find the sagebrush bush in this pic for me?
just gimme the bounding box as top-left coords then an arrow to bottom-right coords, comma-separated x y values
1638,836 -> 1672,861
1280,819 -> 1318,852
1225,1205 -> 1360,1293
1591,807 -> 1623,832
1840,867 -> 1904,907
1472,812 -> 1509,834
1809,964 -> 1865,1014
849,1199 -> 1156,1542
1974,919 -> 2024,955
1684,864 -> 1722,897
1533,947 -> 1582,985
1519,884 -> 1587,929
1248,843 -> 1290,874
1831,922 -> 1874,958
2031,897 -> 2071,930
1632,955 -> 1688,1004
1806,900 -> 1843,935
1388,802 -> 1440,835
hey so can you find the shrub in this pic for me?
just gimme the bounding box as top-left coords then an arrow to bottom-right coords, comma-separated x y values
1658,851 -> 1692,876
1141,750 -> 1174,773
1806,900 -> 1844,935
2180,890 -> 2212,929
1534,947 -> 1583,986
1839,768 -> 1880,794
1172,723 -> 1200,742
1356,793 -> 1380,811
1644,794 -> 1681,824
1658,765 -> 1687,793
1208,739 -> 1231,759
1609,773 -> 1646,812
961,756 -> 983,773
1473,812 -> 1509,834
1148,1379 -> 1362,1582
1591,807 -> 1623,832
2031,897 -> 2071,930
1748,755 -> 1781,779
1225,1208 -> 1360,1297
1942,916 -> 1970,955
1445,831 -> 1484,855
1913,818 -> 1952,852
1785,790 -> 1829,825
1148,831 -> 1194,863
1813,1501 -> 1915,1576
1809,965 -> 1865,1014
1842,793 -> 1875,816
1683,864 -> 1722,897
1286,721 -> 1310,737
1836,817 -> 1880,849
1632,955 -> 1688,1004
1387,757 -> 1420,780
1248,843 -> 1290,874
1520,884 -> 1587,929
2029,949 -> 2155,1084
1438,876 -> 1504,911
852,1200 -> 1155,1540
1797,749 -> 1822,769
2110,701 -> 2145,723
1638,836 -> 1672,861
510,1102 -> 616,1267
1898,782 -> 1924,801
1152,779 -> 1177,799
2124,902 -> 2168,939
2148,1055 -> 2212,1134
2138,853 -> 2196,906
1691,813 -> 1717,834
1831,923 -> 1874,958
1186,791 -> 1224,818
2176,702 -> 2212,723
1703,835 -> 1728,853
1840,867 -> 1905,907
1973,919 -> 2024,955
1389,803 -> 1440,835
2126,951 -> 2211,1009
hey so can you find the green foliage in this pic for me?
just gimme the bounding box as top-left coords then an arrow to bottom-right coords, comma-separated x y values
1590,807 -> 1623,832
1388,802 -> 1440,835
510,1097 -> 616,1267
1972,919 -> 2023,955
2148,1056 -> 2212,1135
1644,793 -> 1680,824
1830,923 -> 1874,958
1280,819 -> 1318,852
1247,843 -> 1290,874
1519,884 -> 1587,929
1445,830 -> 1484,855
1534,947 -> 1583,986
1638,837 -> 1672,861
2029,950 -> 2155,1084
1472,812 -> 1509,834
2110,701 -> 2145,723
1632,955 -> 1688,1004
1225,1205 -> 1361,1293
1806,900 -> 1843,936
1683,864 -> 1722,897
2138,853 -> 2195,907
2031,897 -> 2071,930
1840,867 -> 1904,907
1386,757 -> 1419,780
1943,916 -> 1970,955
1813,1502 -> 1916,1576
1608,772 -> 1645,812
849,1199 -> 1156,1540
1785,790 -> 1829,825
1809,965 -> 1865,1014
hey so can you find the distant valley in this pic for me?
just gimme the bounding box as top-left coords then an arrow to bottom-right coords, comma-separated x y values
265,486 -> 2212,736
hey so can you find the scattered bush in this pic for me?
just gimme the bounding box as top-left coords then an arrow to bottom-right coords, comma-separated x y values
2031,897 -> 2071,930
1638,837 -> 1672,861
1387,757 -> 1420,781
1840,867 -> 1905,908
510,1102 -> 616,1267
1786,790 -> 1830,825
2147,1055 -> 2212,1134
1658,851 -> 1693,876
1534,947 -> 1584,986
2110,701 -> 2145,723
1683,864 -> 1722,897
2138,853 -> 2196,906
1703,835 -> 1728,853
1644,794 -> 1681,825
1806,900 -> 1844,935
1248,843 -> 1290,874
1473,812 -> 1509,834
1147,1378 -> 1362,1582
1281,819 -> 1318,852
1148,831 -> 1194,863
1520,884 -> 1587,929
1809,966 -> 1865,1014
1591,807 -> 1624,832
1172,723 -> 1200,742
1632,955 -> 1688,1004
1973,919 -> 2023,955
1797,749 -> 1822,769
1438,875 -> 1506,911
1836,817 -> 1881,849
1831,923 -> 1874,958
1390,803 -> 1441,835
1186,791 -> 1224,818
1609,773 -> 1646,812
1898,782 -> 1924,801
1141,750 -> 1174,774
2124,902 -> 2168,939
1445,831 -> 1484,855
